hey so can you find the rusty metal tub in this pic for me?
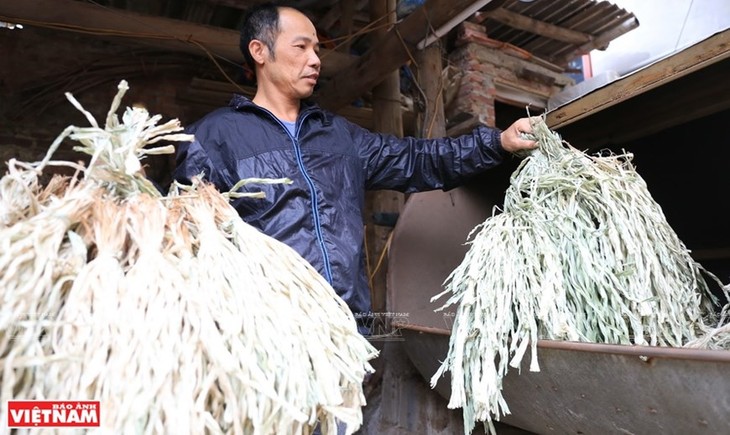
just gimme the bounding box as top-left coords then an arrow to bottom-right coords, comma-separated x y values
386,184 -> 730,434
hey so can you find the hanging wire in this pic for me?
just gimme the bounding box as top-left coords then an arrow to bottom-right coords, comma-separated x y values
672,0 -> 695,51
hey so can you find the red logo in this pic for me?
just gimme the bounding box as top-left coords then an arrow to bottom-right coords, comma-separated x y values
6,401 -> 100,428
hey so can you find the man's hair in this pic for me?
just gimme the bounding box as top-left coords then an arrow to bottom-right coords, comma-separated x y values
240,3 -> 281,72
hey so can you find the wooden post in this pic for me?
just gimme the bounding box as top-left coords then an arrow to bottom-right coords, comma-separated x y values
338,0 -> 356,53
361,1 -> 406,428
359,4 -> 483,434
360,29 -> 525,434
416,41 -> 447,138
366,0 -> 403,318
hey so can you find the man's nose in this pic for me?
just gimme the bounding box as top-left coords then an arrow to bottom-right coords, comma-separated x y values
310,50 -> 321,70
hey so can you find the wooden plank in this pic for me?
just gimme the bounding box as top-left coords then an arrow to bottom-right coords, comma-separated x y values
359,342 -> 491,435
0,0 -> 355,78
553,57 -> 730,149
478,7 -> 591,44
547,30 -> 730,130
315,0 -> 503,111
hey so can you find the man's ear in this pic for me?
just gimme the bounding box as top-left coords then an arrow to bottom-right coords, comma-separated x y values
248,40 -> 267,66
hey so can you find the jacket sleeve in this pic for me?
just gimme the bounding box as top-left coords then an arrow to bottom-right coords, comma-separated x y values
353,122 -> 509,193
172,127 -> 234,192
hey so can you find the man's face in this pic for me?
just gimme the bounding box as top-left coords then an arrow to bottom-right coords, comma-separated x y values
265,8 -> 321,100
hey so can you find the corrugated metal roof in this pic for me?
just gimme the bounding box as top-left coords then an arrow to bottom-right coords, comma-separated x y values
479,0 -> 638,67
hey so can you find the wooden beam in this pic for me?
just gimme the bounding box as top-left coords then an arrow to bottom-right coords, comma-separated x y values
478,7 -> 591,44
315,0 -> 501,111
318,0 -> 366,31
203,0 -> 267,11
0,0 -> 354,78
319,4 -> 343,31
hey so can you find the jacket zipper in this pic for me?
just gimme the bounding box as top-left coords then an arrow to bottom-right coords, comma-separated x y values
269,111 -> 334,284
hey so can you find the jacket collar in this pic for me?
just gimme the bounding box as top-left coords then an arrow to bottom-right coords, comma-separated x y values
228,94 -> 332,126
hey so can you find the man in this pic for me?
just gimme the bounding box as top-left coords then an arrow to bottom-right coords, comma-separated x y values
174,4 -> 537,334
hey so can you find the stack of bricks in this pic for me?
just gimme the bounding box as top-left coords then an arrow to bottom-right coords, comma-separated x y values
446,21 -> 573,129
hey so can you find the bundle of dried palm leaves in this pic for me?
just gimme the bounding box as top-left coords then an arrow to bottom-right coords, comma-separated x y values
0,80 -> 377,435
432,117 -> 729,435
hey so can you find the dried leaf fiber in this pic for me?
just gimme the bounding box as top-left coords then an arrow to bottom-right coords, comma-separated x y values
0,81 -> 377,435
432,117 -> 729,434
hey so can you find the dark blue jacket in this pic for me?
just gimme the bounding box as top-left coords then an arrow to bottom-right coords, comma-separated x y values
173,95 -> 508,329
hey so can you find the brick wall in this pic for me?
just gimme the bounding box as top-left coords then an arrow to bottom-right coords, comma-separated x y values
446,23 -> 574,128
448,46 -> 497,127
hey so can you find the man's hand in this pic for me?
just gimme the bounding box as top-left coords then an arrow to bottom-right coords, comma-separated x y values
500,117 -> 539,153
